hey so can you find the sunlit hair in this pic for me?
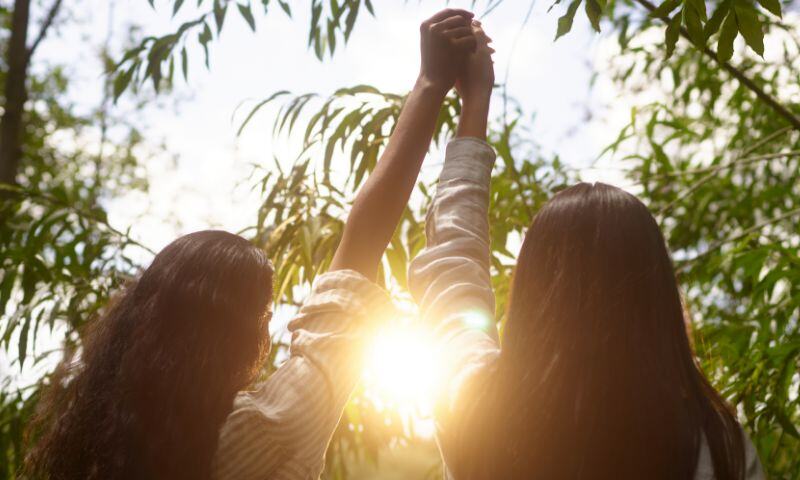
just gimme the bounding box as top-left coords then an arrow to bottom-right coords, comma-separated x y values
447,183 -> 744,480
24,230 -> 273,480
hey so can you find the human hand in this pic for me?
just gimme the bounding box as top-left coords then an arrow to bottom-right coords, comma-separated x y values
455,21 -> 495,104
418,9 -> 477,95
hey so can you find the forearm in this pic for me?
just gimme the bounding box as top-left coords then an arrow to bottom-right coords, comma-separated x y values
456,92 -> 491,140
330,78 -> 448,278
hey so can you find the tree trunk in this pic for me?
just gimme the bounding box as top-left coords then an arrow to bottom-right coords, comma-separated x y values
0,0 -> 32,186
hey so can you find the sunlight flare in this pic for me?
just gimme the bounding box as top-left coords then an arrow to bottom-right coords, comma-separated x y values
362,322 -> 444,412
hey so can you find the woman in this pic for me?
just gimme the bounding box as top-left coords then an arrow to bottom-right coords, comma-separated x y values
24,8 -> 480,479
409,22 -> 765,480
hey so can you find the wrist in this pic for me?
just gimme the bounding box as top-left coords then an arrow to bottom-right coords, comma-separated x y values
460,89 -> 492,110
457,95 -> 490,140
414,74 -> 450,98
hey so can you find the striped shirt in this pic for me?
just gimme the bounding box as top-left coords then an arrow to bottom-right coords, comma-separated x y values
212,270 -> 392,480
408,137 -> 765,479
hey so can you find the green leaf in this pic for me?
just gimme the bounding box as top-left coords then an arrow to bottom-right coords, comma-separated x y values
775,409 -> 800,439
717,11 -> 737,61
238,2 -> 256,31
113,67 -> 135,102
309,3 -> 323,46
686,0 -> 708,21
665,12 -> 682,58
181,47 -> 188,81
756,0 -> 782,17
327,18 -> 337,55
214,0 -> 228,34
344,3 -> 359,41
682,5 -> 705,45
651,0 -> 681,18
554,0 -> 582,41
585,0 -> 603,32
199,22 -> 213,67
278,0 -> 291,16
704,0 -> 731,39
236,90 -> 291,136
734,3 -> 764,56
172,0 -> 185,16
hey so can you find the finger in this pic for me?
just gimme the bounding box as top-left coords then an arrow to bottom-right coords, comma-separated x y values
430,15 -> 470,34
472,25 -> 492,41
451,35 -> 478,51
426,8 -> 474,24
443,26 -> 474,39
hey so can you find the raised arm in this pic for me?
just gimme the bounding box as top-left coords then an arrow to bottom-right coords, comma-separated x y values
329,8 -> 478,279
408,22 -> 497,418
212,11 -> 480,480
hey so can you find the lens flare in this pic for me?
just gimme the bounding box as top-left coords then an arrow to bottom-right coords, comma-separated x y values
362,323 -> 443,413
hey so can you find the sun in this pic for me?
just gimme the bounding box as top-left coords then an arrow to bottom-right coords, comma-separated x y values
362,322 -> 444,414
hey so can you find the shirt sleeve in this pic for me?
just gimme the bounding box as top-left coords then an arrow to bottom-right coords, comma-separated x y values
212,269 -> 392,480
408,137 -> 500,424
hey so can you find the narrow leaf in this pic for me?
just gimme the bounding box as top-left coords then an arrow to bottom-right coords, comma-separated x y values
554,0 -> 582,41
173,0 -> 186,16
717,11 -> 737,61
704,0 -> 731,39
181,46 -> 188,81
734,4 -> 764,56
237,90 -> 291,136
585,0 -> 603,32
238,2 -> 256,31
651,0 -> 681,18
665,12 -> 682,58
113,67 -> 135,102
686,0 -> 708,21
682,5 -> 705,45
756,0 -> 782,17
214,0 -> 228,34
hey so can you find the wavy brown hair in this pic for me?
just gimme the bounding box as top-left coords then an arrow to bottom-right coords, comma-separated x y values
447,183 -> 745,480
24,230 -> 273,480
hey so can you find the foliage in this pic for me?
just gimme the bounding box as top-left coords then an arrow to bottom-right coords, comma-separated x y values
598,12 -> 800,473
0,10 -> 153,476
114,0 -> 376,97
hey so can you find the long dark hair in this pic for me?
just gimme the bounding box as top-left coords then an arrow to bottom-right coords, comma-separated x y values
25,230 -> 273,480
447,183 -> 744,479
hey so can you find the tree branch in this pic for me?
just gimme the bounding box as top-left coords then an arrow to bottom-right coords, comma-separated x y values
27,0 -> 63,60
635,0 -> 800,132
